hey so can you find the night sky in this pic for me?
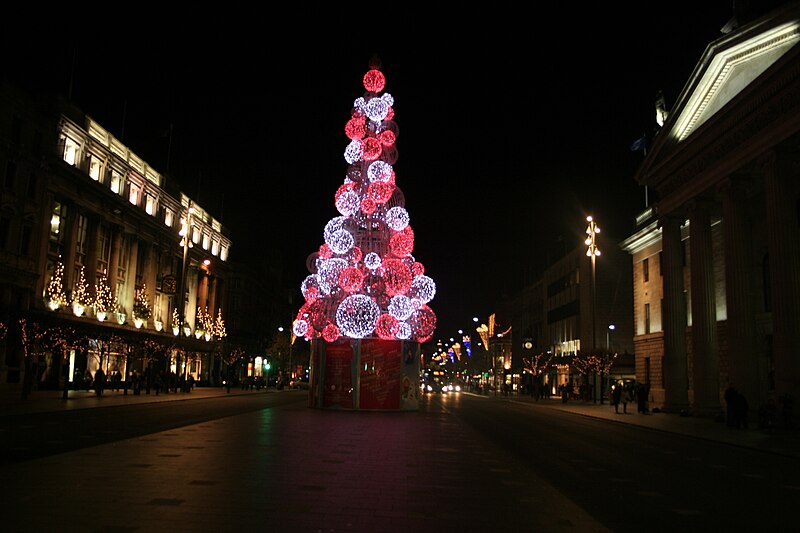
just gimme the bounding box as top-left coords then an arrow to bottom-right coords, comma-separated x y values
2,4 -> 752,338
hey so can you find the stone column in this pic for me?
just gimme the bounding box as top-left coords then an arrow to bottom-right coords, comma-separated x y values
127,239 -> 139,312
721,177 -> 759,409
660,214 -> 690,412
108,226 -> 123,291
62,209 -> 79,289
762,151 -> 800,402
688,199 -> 720,414
208,276 -> 218,316
84,217 -> 99,290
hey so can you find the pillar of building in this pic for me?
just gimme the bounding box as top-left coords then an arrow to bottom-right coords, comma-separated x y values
208,276 -> 218,317
84,217 -> 99,291
197,271 -> 209,313
62,208 -> 79,290
762,150 -> 800,402
660,214 -> 690,412
721,177 -> 760,411
127,238 -> 139,312
688,199 -> 721,414
108,226 -> 123,292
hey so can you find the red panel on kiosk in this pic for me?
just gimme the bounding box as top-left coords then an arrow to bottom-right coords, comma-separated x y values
322,340 -> 354,409
359,338 -> 401,410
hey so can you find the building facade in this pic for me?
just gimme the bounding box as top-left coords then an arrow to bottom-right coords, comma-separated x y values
0,81 -> 233,393
621,2 -> 800,419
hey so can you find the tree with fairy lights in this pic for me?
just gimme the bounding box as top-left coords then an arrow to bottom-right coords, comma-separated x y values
94,271 -> 117,317
133,284 -> 152,321
46,260 -> 68,310
294,56 -> 437,344
71,265 -> 92,314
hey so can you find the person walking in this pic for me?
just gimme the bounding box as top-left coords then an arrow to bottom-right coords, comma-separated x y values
622,384 -> 632,414
93,367 -> 106,397
611,382 -> 622,414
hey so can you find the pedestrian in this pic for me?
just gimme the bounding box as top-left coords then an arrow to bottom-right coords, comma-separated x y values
611,382 -> 622,413
93,367 -> 106,397
622,384 -> 632,414
724,383 -> 738,427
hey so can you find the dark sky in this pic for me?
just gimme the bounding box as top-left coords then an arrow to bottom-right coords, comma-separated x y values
2,4 -> 751,338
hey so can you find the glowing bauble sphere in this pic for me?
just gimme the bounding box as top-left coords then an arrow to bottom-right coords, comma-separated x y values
301,275 -> 320,298
361,137 -> 382,161
322,323 -> 340,342
349,246 -> 363,263
363,69 -> 386,93
369,181 -> 394,204
409,304 -> 437,340
385,206 -> 409,230
375,313 -> 401,339
389,226 -> 414,257
317,244 -> 332,259
327,228 -> 354,254
365,96 -> 390,121
364,252 -> 382,270
338,266 -> 364,293
378,129 -> 396,146
360,197 -> 377,215
380,258 -> 412,297
335,190 -> 360,216
335,182 -> 355,203
293,319 -> 309,337
388,295 -> 414,320
368,160 -> 392,182
409,274 -> 436,303
397,321 -> 412,339
344,139 -> 363,164
336,294 -> 380,338
345,116 -> 367,140
411,262 -> 425,277
317,258 -> 348,295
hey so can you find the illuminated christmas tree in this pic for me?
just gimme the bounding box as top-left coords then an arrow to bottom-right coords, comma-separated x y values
294,56 -> 437,343
133,284 -> 152,320
71,266 -> 92,308
46,260 -> 68,310
94,271 -> 116,315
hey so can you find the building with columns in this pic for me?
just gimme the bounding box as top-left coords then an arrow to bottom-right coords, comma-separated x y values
0,79 -> 233,391
621,1 -> 800,419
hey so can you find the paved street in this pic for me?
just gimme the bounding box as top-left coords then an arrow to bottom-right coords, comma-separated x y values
0,386 -> 798,532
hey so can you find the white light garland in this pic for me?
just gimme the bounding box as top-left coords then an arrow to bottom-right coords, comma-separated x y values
336,294 -> 380,338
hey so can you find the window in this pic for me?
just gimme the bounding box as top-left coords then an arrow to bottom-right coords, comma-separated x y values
110,170 -> 123,194
644,303 -> 651,334
202,233 -> 210,250
643,257 -> 649,283
61,135 -> 80,166
88,154 -> 102,181
145,194 -> 156,216
128,183 -> 140,206
0,212 -> 10,249
164,208 -> 173,227
26,173 -> 37,199
75,213 -> 88,266
50,201 -> 64,242
4,160 -> 16,190
19,223 -> 32,256
97,224 -> 111,275
212,240 -> 219,256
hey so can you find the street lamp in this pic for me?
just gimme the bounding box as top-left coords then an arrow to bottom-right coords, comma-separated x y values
585,215 -> 601,402
606,324 -> 616,351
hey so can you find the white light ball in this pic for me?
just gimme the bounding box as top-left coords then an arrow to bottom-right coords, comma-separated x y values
409,275 -> 436,303
385,206 -> 409,231
388,295 -> 414,321
327,229 -> 354,254
367,160 -> 393,183
364,252 -> 382,270
336,294 -> 380,338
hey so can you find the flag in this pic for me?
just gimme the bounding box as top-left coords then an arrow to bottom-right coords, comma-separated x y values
630,135 -> 647,152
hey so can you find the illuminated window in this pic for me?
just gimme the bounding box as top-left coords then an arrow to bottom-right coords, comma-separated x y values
145,194 -> 156,215
220,246 -> 227,261
202,233 -> 210,250
61,135 -> 79,166
110,170 -> 123,194
128,184 -> 140,206
211,240 -> 219,256
88,154 -> 102,181
49,201 -> 64,241
643,257 -> 649,283
164,208 -> 173,227
644,303 -> 651,334
192,226 -> 200,245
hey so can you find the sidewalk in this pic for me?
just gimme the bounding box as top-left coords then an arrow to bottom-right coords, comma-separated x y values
2,385 -> 798,459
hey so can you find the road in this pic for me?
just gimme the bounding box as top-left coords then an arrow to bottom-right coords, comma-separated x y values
1,389 -> 797,532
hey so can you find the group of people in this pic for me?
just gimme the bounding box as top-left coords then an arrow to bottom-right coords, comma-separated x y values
611,381 -> 650,414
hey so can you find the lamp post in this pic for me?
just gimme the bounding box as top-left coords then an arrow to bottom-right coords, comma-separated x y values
585,215 -> 601,402
606,324 -> 615,351
178,203 -> 195,340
